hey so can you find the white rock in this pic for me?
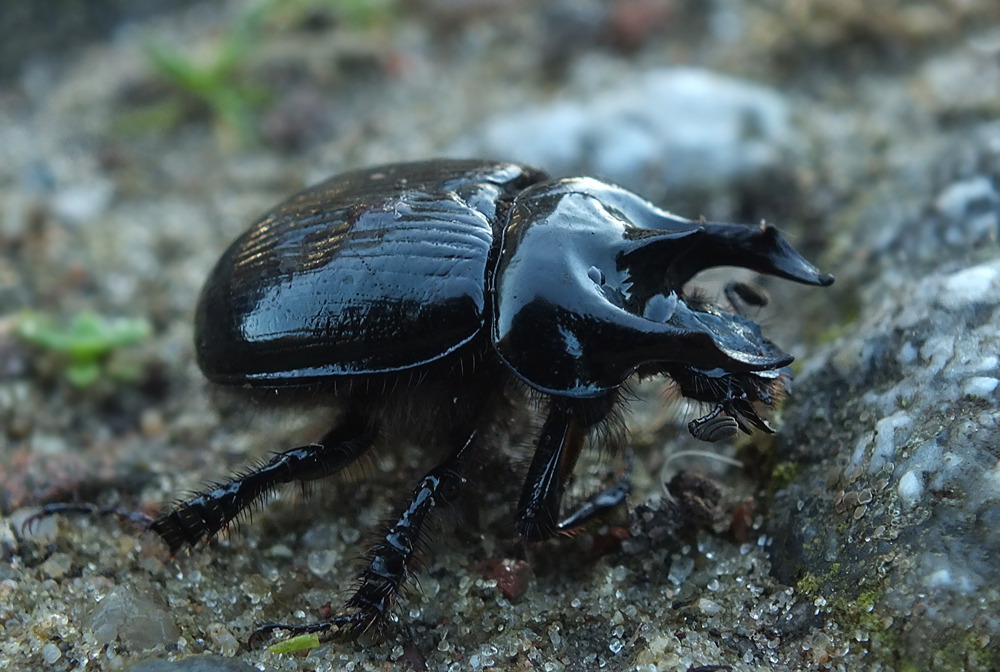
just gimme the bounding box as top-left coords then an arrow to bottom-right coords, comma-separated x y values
897,471 -> 924,506
454,68 -> 793,195
941,264 -> 999,307
51,179 -> 114,225
935,177 -> 998,221
964,376 -> 999,398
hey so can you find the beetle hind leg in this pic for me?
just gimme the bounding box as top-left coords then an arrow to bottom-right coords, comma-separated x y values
151,411 -> 375,554
250,431 -> 476,646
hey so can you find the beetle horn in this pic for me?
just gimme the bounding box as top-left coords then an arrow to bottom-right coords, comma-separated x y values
666,221 -> 834,288
617,227 -> 705,306
619,227 -> 705,268
532,177 -> 833,289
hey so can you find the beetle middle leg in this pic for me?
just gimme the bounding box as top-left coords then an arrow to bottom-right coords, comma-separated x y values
151,410 -> 375,554
516,403 -> 630,542
251,430 -> 477,645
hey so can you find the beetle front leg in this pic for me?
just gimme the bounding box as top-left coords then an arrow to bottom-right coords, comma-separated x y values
515,406 -> 578,542
251,431 -> 476,645
553,446 -> 632,534
151,411 -> 375,554
687,403 -> 740,442
515,405 -> 630,542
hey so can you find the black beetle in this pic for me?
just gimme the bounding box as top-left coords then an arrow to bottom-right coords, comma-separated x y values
144,160 -> 831,642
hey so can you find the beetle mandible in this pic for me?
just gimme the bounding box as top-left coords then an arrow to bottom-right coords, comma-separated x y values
149,159 -> 832,643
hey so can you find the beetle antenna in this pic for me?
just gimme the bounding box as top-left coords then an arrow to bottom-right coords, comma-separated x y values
660,449 -> 743,496
664,450 -> 744,468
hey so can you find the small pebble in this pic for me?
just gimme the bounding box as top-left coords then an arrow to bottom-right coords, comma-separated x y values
41,643 -> 61,663
697,597 -> 722,615
88,583 -> 179,650
40,552 -> 72,579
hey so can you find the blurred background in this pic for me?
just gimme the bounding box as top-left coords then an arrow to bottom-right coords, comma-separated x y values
1,1 -> 998,671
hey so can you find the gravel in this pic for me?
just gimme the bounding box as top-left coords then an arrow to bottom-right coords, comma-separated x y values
1,1 -> 999,670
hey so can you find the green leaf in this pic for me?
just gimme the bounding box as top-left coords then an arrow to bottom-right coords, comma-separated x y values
268,632 -> 321,653
15,310 -> 152,388
66,361 -> 102,388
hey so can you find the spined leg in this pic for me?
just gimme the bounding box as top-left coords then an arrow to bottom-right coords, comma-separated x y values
251,431 -> 476,645
552,447 -> 632,533
516,405 -> 630,542
152,411 -> 375,554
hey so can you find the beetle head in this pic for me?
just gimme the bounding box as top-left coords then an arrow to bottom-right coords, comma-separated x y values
492,178 -> 830,398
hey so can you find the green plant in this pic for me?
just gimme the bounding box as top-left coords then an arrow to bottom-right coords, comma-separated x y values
142,0 -> 398,145
15,310 -> 152,388
145,6 -> 269,144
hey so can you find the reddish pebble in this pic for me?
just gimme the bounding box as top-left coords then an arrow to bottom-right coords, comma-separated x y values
610,0 -> 673,51
478,558 -> 533,602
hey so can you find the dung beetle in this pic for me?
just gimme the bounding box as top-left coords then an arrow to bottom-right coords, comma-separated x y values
147,160 -> 831,643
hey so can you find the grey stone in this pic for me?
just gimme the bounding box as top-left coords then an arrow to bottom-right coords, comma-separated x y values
452,68 -> 794,198
88,581 -> 180,650
768,127 -> 1000,667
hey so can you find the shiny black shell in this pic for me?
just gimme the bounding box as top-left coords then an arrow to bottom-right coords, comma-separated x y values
196,159 -> 832,396
196,160 -> 545,385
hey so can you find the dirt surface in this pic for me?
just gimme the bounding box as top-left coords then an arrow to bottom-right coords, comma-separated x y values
1,1 -> 998,671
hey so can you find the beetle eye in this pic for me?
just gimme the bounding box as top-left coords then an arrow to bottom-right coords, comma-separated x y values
587,266 -> 605,285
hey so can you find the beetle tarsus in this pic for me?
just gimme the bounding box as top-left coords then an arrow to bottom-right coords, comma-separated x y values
21,503 -> 156,537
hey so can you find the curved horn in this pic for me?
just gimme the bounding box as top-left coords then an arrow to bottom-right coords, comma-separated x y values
666,221 -> 834,288
523,177 -> 834,289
